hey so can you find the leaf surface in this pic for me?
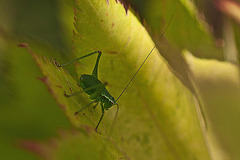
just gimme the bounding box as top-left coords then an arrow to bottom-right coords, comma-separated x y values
185,53 -> 240,159
22,0 -> 212,159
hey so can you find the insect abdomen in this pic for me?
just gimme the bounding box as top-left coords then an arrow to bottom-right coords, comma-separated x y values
79,74 -> 102,95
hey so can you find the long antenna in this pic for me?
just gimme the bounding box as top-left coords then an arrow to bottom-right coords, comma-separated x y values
116,15 -> 173,102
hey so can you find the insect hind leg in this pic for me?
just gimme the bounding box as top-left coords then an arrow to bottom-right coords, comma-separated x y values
95,103 -> 105,134
55,51 -> 101,67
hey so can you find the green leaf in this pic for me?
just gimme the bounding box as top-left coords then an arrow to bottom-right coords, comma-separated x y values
129,0 -> 225,95
0,42 -> 71,159
20,43 -> 125,159
25,0 -> 211,159
185,53 -> 240,159
143,0 -> 223,60
20,130 -> 118,160
21,0 -> 212,159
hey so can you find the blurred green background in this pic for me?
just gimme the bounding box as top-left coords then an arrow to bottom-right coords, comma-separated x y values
0,0 -> 74,159
1,0 -> 240,159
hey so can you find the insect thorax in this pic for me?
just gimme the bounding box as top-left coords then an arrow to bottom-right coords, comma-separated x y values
100,90 -> 116,109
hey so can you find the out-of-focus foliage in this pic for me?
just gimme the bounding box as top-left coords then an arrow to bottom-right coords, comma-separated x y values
0,0 -> 73,159
17,0 -> 210,159
1,0 -> 240,159
130,0 -> 240,159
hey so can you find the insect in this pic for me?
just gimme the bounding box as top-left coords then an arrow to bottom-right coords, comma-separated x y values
56,15 -> 173,133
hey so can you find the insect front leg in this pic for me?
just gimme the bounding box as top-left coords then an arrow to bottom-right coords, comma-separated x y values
109,103 -> 119,134
64,91 -> 82,97
74,100 -> 97,115
93,101 -> 100,109
95,102 -> 105,134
